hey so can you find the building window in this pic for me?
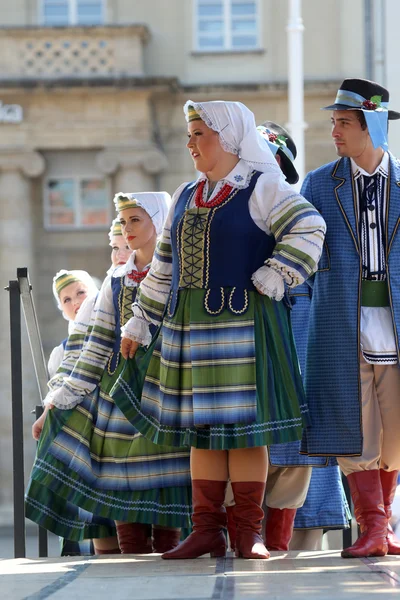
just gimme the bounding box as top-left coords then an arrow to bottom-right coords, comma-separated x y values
196,0 -> 259,51
44,177 -> 111,229
42,0 -> 104,26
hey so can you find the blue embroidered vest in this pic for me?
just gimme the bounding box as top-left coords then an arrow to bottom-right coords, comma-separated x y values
168,171 -> 275,317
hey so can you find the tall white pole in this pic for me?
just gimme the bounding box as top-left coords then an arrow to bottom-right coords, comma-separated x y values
286,0 -> 306,190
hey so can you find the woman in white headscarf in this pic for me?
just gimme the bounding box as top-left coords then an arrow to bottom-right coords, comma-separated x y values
118,101 -> 326,560
26,191 -> 192,556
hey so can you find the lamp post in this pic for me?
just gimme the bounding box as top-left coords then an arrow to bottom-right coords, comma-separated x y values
286,0 -> 306,189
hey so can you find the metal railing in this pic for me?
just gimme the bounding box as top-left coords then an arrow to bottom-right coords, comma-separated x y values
6,268 -> 48,558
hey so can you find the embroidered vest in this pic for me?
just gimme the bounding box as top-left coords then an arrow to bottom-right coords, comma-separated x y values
168,171 -> 275,317
107,276 -> 137,374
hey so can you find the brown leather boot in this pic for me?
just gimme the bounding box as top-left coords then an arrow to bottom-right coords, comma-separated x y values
264,507 -> 297,551
232,481 -> 270,559
380,469 -> 400,555
162,480 -> 227,559
115,522 -> 152,554
152,526 -> 181,553
226,505 -> 237,551
341,470 -> 388,558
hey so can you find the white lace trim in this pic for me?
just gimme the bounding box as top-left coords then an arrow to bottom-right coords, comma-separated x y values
252,267 -> 285,301
44,386 -> 84,410
266,260 -> 302,288
121,317 -> 152,348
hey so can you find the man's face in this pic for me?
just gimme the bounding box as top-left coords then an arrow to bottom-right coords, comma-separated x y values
330,110 -> 371,158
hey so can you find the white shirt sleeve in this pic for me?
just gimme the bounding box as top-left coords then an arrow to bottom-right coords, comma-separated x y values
45,276 -> 115,409
250,172 -> 326,300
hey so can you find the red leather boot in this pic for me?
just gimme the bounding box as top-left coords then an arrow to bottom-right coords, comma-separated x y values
226,505 -> 237,551
264,507 -> 297,551
380,469 -> 400,555
232,481 -> 270,559
341,470 -> 388,558
152,526 -> 181,553
115,522 -> 152,554
162,480 -> 227,559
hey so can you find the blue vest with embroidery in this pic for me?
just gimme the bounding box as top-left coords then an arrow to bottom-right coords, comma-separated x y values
168,171 -> 275,317
109,275 -> 156,372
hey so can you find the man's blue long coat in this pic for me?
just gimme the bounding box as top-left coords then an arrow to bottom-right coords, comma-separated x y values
300,153 -> 400,456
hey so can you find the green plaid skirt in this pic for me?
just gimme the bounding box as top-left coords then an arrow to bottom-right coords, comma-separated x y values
112,289 -> 309,450
25,359 -> 192,540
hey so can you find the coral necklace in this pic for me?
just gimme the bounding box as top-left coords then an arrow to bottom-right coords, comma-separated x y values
194,179 -> 233,208
126,267 -> 149,284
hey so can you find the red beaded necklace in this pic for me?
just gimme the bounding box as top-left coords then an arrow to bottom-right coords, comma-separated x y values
126,267 -> 150,284
194,179 -> 233,208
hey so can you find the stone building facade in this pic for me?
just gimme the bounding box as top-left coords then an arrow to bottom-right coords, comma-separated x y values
0,0 -> 367,506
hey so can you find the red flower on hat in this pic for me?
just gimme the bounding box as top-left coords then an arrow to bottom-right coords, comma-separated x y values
268,132 -> 278,143
362,100 -> 377,110
361,95 -> 382,111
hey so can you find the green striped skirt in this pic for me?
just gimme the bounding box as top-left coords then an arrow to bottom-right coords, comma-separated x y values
113,289 -> 309,450
25,360 -> 192,540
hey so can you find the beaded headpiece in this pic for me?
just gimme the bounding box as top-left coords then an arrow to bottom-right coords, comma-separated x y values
54,271 -> 81,296
108,218 -> 122,240
187,105 -> 202,122
113,194 -> 139,213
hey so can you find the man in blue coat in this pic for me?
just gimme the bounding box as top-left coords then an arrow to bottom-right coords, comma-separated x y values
301,78 -> 400,558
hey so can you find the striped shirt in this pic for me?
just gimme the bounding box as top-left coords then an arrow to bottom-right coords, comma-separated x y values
351,153 -> 397,365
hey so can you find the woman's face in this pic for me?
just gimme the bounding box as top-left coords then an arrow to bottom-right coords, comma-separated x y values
186,119 -> 225,174
110,235 -> 131,267
118,207 -> 156,251
59,281 -> 89,321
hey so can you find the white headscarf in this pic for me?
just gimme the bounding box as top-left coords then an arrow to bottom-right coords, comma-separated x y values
113,191 -> 171,236
52,269 -> 99,319
183,100 -> 282,175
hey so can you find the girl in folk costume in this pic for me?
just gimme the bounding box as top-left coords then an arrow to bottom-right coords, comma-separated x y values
25,192 -> 192,555
116,101 -> 326,559
35,269 -> 99,556
47,270 -> 99,379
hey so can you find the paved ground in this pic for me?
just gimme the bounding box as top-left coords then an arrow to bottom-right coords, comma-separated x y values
1,551 -> 399,600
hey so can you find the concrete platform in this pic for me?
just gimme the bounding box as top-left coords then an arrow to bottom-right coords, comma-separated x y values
1,551 -> 399,600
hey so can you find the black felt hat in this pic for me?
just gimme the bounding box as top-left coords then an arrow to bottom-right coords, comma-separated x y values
322,78 -> 400,120
260,121 -> 299,184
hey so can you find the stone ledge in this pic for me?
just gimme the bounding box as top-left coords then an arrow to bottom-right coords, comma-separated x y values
0,24 -> 150,42
0,75 -> 180,91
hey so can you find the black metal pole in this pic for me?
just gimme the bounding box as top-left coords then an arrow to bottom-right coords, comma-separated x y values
7,279 -> 26,558
35,404 -> 48,558
342,472 -> 353,549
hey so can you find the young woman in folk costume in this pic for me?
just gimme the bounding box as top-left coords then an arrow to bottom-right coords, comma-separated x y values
33,269 -> 99,556
116,101 -> 326,559
25,192 -> 192,555
47,269 -> 99,380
